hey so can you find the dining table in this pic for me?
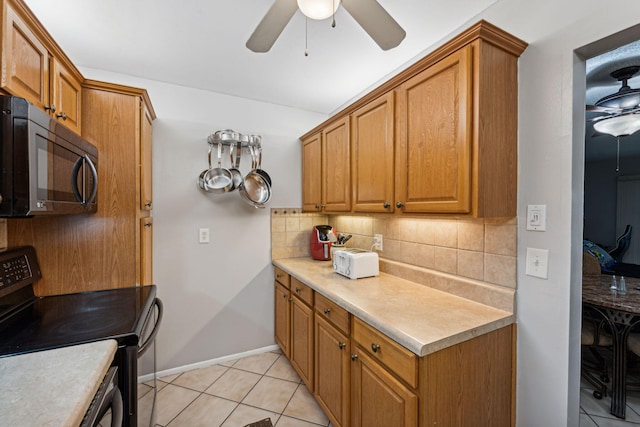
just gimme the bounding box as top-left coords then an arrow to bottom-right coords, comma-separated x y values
582,273 -> 640,419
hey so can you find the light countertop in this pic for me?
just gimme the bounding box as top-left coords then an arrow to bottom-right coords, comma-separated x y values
0,340 -> 117,427
273,257 -> 514,356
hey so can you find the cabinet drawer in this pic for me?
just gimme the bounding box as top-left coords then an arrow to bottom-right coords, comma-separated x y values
353,317 -> 418,388
274,266 -> 290,289
291,277 -> 314,306
315,293 -> 349,335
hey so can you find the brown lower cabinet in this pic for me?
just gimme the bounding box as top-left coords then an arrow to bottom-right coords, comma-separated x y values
314,314 -> 350,427
274,280 -> 291,358
351,346 -> 418,427
290,293 -> 314,389
274,268 -> 515,427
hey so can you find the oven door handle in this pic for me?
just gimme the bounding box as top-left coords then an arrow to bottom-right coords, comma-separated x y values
138,297 -> 163,357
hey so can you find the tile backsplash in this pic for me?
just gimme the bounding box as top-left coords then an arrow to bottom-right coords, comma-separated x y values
271,208 -> 516,292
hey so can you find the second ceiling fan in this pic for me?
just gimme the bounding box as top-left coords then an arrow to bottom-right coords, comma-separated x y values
246,0 -> 406,53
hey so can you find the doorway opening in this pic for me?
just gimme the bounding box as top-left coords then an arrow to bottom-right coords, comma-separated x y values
579,31 -> 640,426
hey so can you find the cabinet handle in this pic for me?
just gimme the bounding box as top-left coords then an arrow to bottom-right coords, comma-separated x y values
56,112 -> 67,120
144,222 -> 152,228
144,202 -> 152,208
383,202 -> 390,209
339,342 -> 345,350
351,353 -> 358,361
288,297 -> 292,302
44,104 -> 56,113
315,204 -> 320,210
323,308 -> 331,315
295,287 -> 301,294
371,343 -> 381,353
396,201 -> 404,208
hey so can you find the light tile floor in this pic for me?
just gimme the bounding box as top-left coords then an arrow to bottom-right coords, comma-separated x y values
580,350 -> 640,427
138,349 -> 333,427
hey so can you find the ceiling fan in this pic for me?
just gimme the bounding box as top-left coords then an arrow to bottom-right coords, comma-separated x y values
586,66 -> 640,137
586,65 -> 640,173
246,0 -> 406,53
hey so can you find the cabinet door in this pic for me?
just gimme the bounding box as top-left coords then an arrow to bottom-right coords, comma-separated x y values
351,347 -> 418,427
322,117 -> 351,212
1,2 -> 49,108
302,132 -> 322,212
291,296 -> 314,390
140,101 -> 153,211
274,282 -> 291,357
315,315 -> 350,427
352,92 -> 395,213
395,45 -> 473,214
51,58 -> 81,133
140,216 -> 153,285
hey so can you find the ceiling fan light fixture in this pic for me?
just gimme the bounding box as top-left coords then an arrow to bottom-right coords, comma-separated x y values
297,0 -> 340,20
593,114 -> 640,137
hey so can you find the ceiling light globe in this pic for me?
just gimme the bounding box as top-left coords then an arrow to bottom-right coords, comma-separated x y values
297,0 -> 340,20
593,114 -> 640,137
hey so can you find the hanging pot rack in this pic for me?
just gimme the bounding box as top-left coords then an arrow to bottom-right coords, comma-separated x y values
198,129 -> 271,208
207,129 -> 261,148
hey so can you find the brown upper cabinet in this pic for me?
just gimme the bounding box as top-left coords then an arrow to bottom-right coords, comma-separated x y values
302,116 -> 351,213
394,45 -> 473,214
1,0 -> 82,133
351,92 -> 395,213
301,21 -> 527,217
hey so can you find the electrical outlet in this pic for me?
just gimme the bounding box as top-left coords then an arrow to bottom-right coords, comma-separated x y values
199,228 -> 210,244
373,234 -> 383,251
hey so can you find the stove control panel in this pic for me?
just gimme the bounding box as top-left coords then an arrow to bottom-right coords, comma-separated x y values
0,246 -> 41,294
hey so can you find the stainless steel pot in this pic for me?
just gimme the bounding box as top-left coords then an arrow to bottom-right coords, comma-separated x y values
239,144 -> 271,207
197,145 -> 214,192
228,140 -> 244,192
204,142 -> 233,193
252,136 -> 272,186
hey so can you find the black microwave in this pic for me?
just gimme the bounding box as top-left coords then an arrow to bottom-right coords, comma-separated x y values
0,96 -> 98,217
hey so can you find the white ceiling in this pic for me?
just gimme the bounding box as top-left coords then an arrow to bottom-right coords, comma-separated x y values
24,0 -> 497,115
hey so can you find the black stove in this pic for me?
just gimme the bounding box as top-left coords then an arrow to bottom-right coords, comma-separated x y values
0,285 -> 156,356
0,246 -> 162,427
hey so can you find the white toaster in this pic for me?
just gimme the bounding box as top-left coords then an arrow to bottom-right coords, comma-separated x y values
332,248 -> 379,280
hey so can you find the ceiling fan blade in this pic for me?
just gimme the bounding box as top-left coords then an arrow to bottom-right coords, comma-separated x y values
586,104 -> 622,113
246,0 -> 298,53
586,115 -> 613,123
342,0 -> 406,50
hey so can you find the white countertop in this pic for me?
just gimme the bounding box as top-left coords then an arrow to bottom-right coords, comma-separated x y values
273,257 -> 514,356
0,340 -> 117,427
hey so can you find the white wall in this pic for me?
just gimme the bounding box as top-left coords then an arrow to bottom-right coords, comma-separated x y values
79,67 -> 327,370
83,1 -> 640,423
474,1 -> 640,426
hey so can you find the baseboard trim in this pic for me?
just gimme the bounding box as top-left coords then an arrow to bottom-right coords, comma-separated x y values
138,344 -> 280,383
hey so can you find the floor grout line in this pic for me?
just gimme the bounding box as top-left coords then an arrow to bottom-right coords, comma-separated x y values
151,351 -> 333,427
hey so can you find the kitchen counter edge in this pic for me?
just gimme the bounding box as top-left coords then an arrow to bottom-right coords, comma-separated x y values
273,257 -> 514,357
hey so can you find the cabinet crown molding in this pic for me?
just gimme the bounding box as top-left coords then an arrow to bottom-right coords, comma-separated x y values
300,20 -> 527,141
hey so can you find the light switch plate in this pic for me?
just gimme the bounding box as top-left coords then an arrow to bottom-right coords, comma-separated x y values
199,228 -> 210,243
525,247 -> 549,279
526,204 -> 547,231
